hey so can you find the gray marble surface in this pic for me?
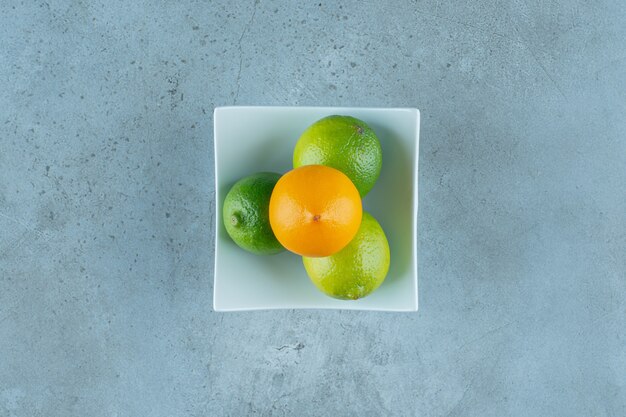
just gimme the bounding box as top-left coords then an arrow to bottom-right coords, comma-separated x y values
1,1 -> 625,416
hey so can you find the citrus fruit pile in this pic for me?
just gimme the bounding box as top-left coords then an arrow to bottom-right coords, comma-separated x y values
222,115 -> 390,300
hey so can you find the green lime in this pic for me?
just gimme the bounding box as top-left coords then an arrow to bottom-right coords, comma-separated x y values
222,172 -> 284,255
293,115 -> 382,197
302,212 -> 390,300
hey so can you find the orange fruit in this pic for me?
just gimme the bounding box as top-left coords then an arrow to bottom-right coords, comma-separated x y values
269,165 -> 362,257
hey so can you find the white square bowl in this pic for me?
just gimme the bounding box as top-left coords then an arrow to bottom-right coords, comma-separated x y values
214,106 -> 420,312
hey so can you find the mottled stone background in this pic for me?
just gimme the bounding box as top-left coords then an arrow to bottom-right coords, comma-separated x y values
1,1 -> 624,416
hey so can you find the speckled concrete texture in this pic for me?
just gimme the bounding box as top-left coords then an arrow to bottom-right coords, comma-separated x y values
1,1 -> 625,416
